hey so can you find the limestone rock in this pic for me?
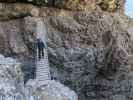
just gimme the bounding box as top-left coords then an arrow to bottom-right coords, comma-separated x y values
0,54 -> 78,100
26,80 -> 78,100
0,4 -> 132,100
46,10 -> 133,100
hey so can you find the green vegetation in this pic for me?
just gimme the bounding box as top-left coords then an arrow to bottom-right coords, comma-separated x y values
55,0 -> 96,10
54,0 -> 66,8
33,0 -> 47,6
0,0 -> 125,14
96,0 -> 125,14
96,0 -> 116,12
56,63 -> 64,72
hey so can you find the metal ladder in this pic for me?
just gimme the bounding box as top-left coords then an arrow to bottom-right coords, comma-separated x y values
36,47 -> 51,84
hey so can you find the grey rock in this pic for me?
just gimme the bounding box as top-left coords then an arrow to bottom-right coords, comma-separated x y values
0,4 -> 133,100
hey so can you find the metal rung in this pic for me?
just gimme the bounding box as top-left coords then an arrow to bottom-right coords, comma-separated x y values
37,73 -> 50,75
37,78 -> 50,81
37,65 -> 49,67
37,70 -> 50,72
37,66 -> 49,68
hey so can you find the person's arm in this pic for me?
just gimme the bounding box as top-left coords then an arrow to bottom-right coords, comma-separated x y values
42,41 -> 47,48
44,41 -> 47,48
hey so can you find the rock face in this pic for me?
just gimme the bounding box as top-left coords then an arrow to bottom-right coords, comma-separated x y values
0,3 -> 133,100
46,11 -> 133,100
0,55 -> 25,100
0,18 -> 34,57
0,54 -> 78,100
26,80 -> 78,100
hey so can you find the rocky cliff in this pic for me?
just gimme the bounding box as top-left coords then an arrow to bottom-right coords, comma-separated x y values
46,9 -> 133,100
0,3 -> 133,100
0,54 -> 77,100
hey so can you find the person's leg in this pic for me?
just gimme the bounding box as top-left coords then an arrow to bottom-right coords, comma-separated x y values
38,48 -> 41,59
40,48 -> 44,58
39,48 -> 44,59
42,48 -> 44,57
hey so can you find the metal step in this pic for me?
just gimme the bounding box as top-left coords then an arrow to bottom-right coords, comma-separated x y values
36,76 -> 50,79
37,63 -> 49,65
36,72 -> 50,75
36,76 -> 50,78
37,66 -> 49,68
37,73 -> 50,75
37,65 -> 49,68
37,70 -> 50,72
37,67 -> 49,69
36,75 -> 50,77
37,69 -> 50,71
36,71 -> 50,74
36,74 -> 50,76
37,67 -> 50,70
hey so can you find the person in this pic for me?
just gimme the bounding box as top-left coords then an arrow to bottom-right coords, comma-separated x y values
37,38 -> 47,59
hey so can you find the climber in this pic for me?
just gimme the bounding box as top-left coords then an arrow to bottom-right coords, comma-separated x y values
37,38 -> 47,59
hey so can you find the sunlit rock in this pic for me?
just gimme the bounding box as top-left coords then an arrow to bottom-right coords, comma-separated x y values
26,80 -> 78,100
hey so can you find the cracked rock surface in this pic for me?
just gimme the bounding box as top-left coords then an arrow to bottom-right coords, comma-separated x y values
0,3 -> 132,100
